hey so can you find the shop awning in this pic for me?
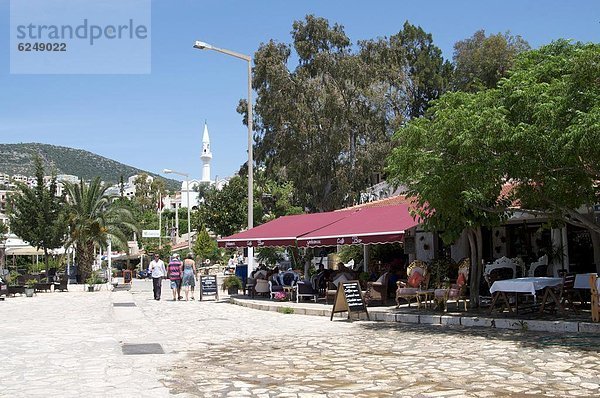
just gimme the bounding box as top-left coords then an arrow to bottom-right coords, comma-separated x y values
5,246 -> 46,256
296,204 -> 418,247
217,210 -> 353,248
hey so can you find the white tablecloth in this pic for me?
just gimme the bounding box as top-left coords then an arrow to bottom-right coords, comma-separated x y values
574,273 -> 598,289
490,277 -> 563,296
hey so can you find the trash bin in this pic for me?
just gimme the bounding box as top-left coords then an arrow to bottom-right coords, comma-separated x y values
235,264 -> 248,285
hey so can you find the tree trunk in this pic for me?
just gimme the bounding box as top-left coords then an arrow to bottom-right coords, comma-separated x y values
76,242 -> 95,283
44,247 -> 49,269
467,227 -> 483,308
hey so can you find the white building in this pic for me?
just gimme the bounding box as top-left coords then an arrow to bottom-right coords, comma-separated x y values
200,122 -> 213,183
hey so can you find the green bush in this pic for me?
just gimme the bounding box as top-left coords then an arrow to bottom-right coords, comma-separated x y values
278,306 -> 294,314
25,279 -> 38,288
85,271 -> 103,286
222,275 -> 243,290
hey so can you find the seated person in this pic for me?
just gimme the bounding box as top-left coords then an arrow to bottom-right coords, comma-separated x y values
336,262 -> 355,281
279,268 -> 299,286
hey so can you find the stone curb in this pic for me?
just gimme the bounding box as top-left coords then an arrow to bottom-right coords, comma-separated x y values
231,298 -> 600,334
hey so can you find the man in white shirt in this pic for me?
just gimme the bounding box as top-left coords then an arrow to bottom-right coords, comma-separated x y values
149,253 -> 167,300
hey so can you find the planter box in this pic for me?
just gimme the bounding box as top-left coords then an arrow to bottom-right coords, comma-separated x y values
227,287 -> 239,295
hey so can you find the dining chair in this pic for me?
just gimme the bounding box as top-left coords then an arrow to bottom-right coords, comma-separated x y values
396,260 -> 429,308
434,257 -> 470,312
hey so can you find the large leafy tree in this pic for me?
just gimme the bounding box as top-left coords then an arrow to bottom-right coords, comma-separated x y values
387,89 -> 510,305
7,156 -> 68,267
133,173 -> 166,212
64,177 -> 139,282
387,40 -> 600,302
193,226 -> 220,263
498,40 -> 600,268
200,175 -> 248,237
359,21 -> 452,120
247,16 -> 448,212
200,170 -> 303,237
452,30 -> 529,92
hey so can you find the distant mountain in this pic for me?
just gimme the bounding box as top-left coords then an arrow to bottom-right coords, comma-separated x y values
0,143 -> 180,191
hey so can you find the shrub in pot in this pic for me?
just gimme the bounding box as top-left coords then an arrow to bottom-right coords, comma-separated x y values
25,279 -> 37,297
222,275 -> 242,295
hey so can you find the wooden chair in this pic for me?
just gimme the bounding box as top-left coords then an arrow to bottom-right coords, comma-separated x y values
589,274 -> 599,322
395,260 -> 429,308
540,273 -> 578,314
434,258 -> 470,312
365,272 -> 389,306
559,273 -> 579,311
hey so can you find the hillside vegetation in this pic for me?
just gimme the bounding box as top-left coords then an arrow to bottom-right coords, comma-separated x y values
0,143 -> 179,191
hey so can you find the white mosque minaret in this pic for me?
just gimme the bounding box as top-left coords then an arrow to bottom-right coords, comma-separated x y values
200,122 -> 213,183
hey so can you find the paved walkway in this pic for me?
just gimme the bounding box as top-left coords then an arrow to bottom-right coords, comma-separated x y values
1,280 -> 599,397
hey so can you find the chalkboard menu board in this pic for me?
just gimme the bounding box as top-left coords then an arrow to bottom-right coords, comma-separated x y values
330,280 -> 369,321
199,275 -> 219,301
123,270 -> 132,284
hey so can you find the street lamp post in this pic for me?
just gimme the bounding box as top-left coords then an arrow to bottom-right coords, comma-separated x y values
163,169 -> 192,251
193,40 -> 254,271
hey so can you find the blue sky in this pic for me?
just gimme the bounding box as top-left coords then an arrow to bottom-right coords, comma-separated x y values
1,0 -> 598,183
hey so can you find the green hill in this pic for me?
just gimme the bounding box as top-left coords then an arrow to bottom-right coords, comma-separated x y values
0,143 -> 180,191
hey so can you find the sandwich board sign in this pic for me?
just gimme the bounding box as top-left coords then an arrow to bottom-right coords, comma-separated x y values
199,275 -> 219,301
330,280 -> 369,321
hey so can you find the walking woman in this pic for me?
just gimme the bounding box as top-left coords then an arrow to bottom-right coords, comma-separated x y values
181,252 -> 197,301
168,253 -> 183,301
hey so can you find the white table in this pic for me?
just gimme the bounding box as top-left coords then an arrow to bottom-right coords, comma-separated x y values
490,277 -> 563,296
489,277 -> 563,313
574,273 -> 598,290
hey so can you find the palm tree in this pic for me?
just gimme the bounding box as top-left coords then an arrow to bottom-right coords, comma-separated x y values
64,177 -> 139,282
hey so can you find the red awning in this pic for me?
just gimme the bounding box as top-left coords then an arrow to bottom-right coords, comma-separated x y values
217,211 -> 353,248
296,204 -> 418,247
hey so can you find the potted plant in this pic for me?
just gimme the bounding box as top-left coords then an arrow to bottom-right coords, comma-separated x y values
24,279 -> 37,297
86,271 -> 101,292
222,275 -> 242,295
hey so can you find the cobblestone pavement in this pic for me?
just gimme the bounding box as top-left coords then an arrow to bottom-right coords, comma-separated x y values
1,280 -> 599,397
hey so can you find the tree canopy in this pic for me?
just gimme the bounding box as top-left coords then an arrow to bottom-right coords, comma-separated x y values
7,156 -> 68,266
248,16 -> 449,212
387,40 -> 600,283
64,177 -> 139,281
452,30 -> 530,92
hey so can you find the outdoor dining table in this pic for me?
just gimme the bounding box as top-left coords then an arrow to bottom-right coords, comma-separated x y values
488,277 -> 563,314
574,273 -> 598,289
